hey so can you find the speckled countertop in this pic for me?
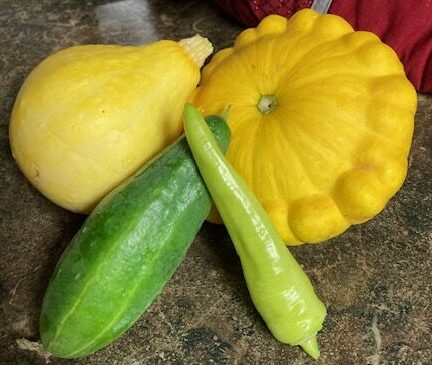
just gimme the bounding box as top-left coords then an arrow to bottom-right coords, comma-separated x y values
0,1 -> 431,364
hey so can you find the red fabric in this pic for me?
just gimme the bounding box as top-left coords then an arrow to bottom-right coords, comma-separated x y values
215,0 -> 313,25
213,0 -> 432,94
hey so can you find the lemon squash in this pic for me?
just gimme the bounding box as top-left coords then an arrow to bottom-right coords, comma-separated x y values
193,9 -> 417,245
10,35 -> 213,213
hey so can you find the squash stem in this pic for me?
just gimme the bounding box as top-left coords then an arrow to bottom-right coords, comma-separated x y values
257,95 -> 277,114
179,35 -> 213,68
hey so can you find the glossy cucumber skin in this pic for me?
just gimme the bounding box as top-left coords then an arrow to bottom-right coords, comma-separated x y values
40,116 -> 230,358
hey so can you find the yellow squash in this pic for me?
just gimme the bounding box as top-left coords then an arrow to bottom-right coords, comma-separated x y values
194,9 -> 417,245
10,35 -> 213,213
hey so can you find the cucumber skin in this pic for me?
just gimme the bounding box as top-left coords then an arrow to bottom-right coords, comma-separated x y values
40,116 -> 230,358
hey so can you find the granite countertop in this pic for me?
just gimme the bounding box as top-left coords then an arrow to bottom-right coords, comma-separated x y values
1,1 -> 431,364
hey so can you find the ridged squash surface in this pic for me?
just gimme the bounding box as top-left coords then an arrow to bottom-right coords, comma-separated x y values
193,9 -> 417,245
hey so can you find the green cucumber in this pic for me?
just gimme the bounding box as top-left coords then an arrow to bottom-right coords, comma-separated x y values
40,115 -> 231,358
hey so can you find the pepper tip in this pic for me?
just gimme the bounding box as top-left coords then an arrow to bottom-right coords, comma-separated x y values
300,336 -> 320,360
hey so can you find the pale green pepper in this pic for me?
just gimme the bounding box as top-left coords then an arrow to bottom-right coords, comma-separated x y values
183,104 -> 327,359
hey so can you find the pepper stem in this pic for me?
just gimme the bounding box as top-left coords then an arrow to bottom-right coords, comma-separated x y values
300,336 -> 320,360
179,35 -> 213,68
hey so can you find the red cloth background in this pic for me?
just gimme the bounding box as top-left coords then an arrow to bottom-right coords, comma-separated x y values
214,0 -> 432,93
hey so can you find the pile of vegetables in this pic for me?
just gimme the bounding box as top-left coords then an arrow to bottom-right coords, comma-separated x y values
9,9 -> 416,360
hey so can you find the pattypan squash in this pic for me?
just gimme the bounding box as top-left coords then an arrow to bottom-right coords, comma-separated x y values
193,9 -> 417,245
10,35 -> 212,213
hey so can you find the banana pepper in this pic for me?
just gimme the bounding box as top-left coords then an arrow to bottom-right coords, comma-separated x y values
183,104 -> 327,359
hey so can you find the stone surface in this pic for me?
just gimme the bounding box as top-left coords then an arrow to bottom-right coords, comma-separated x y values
0,1 -> 431,364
